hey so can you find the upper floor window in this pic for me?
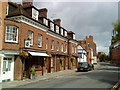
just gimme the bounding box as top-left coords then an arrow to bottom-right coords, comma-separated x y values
5,25 -> 18,43
46,38 -> 48,49
32,8 -> 38,20
64,31 -> 67,37
6,5 -> 9,15
75,47 -> 77,53
56,41 -> 59,51
51,40 -> 54,50
73,34 -> 75,39
28,30 -> 33,46
72,46 -> 75,53
38,34 -> 42,47
65,44 -> 67,53
56,25 -> 59,34
61,43 -> 64,52
61,28 -> 63,35
43,18 -> 48,26
50,22 -> 54,31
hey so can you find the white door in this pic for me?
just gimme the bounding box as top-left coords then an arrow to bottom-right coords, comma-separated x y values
2,57 -> 14,82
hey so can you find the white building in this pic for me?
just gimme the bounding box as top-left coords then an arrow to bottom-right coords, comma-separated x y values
78,45 -> 87,62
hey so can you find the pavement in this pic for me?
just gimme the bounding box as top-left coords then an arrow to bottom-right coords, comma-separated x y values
1,63 -> 100,89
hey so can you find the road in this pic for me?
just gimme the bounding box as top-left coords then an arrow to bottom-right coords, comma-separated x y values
16,62 -> 120,89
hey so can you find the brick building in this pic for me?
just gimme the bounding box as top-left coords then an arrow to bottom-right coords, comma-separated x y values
110,40 -> 120,65
78,35 -> 97,64
97,52 -> 104,62
0,0 -> 79,82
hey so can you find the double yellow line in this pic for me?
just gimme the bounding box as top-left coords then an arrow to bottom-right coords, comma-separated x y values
111,80 -> 120,90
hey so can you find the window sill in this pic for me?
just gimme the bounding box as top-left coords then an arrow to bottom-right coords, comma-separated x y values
5,41 -> 18,44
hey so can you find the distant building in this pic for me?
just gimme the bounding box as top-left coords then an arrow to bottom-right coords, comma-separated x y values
78,35 -> 97,64
97,52 -> 104,62
78,45 -> 87,62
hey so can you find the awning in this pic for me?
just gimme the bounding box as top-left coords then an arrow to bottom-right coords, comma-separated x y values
28,51 -> 49,57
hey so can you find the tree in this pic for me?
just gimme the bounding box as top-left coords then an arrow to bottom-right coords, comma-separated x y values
112,20 -> 120,43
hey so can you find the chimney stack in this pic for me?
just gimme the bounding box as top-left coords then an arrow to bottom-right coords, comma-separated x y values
39,8 -> 48,18
53,19 -> 61,26
22,0 -> 33,6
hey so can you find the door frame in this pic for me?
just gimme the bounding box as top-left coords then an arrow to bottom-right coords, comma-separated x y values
1,55 -> 14,82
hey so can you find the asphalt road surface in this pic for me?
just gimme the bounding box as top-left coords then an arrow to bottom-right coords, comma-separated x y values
16,62 -> 120,89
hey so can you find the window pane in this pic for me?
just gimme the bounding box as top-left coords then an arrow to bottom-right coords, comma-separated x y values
8,61 -> 11,71
28,31 -> 33,45
5,26 -> 18,42
3,61 -> 6,71
38,34 -> 42,47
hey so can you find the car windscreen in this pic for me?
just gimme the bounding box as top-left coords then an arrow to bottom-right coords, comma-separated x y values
79,62 -> 88,67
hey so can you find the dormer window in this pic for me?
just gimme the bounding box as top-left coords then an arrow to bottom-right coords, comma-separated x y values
65,31 -> 67,37
6,5 -> 9,15
61,28 -> 63,35
32,8 -> 38,20
43,18 -> 48,26
73,34 -> 75,39
50,22 -> 54,31
56,25 -> 59,34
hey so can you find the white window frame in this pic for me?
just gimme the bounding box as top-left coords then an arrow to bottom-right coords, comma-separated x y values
65,31 -> 67,37
61,43 -> 64,52
56,25 -> 59,34
56,41 -> 59,51
32,8 -> 38,20
73,34 -> 75,39
61,28 -> 63,35
38,34 -> 42,47
46,38 -> 48,49
28,30 -> 33,46
43,18 -> 48,26
5,25 -> 18,43
50,22 -> 54,31
6,5 -> 9,15
51,40 -> 54,50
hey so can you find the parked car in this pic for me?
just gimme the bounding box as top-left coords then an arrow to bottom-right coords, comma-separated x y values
77,62 -> 92,71
89,64 -> 94,70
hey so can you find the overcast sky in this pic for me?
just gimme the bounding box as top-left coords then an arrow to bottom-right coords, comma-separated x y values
34,1 -> 118,54
16,0 -> 118,54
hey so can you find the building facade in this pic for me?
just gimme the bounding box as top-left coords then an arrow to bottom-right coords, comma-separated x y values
78,45 -> 87,62
78,35 -> 97,64
0,1 -> 79,82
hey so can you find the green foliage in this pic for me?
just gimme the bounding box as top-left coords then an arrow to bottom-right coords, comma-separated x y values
112,20 -> 120,43
99,54 -> 110,62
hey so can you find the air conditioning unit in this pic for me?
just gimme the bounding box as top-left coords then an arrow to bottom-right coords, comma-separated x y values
25,40 -> 30,48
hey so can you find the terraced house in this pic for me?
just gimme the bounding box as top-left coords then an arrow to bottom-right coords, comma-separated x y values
0,0 -> 79,82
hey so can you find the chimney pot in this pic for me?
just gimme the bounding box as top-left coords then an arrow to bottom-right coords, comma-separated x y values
22,0 -> 33,6
39,8 -> 48,18
53,19 -> 61,26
